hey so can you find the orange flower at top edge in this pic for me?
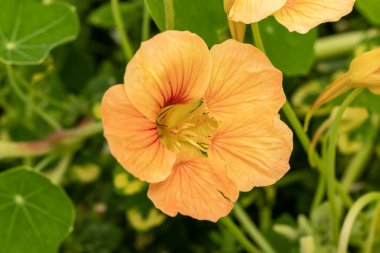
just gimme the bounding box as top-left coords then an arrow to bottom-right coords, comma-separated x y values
101,31 -> 293,222
226,0 -> 356,33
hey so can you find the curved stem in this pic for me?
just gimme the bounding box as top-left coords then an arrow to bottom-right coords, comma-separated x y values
5,64 -> 61,130
338,192 -> 380,253
234,203 -> 277,253
111,0 -> 134,61
326,88 -> 364,240
220,216 -> 261,253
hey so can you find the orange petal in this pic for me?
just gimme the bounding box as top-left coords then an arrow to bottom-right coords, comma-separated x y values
124,31 -> 212,122
101,85 -> 176,183
311,73 -> 352,110
209,107 -> 293,191
147,159 -> 239,222
229,0 -> 286,24
274,0 -> 356,33
349,47 -> 380,91
205,39 -> 285,121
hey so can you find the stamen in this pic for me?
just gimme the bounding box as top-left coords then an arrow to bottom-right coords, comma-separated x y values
157,99 -> 218,158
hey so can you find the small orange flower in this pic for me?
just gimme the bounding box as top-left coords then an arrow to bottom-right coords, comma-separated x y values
226,0 -> 356,33
312,46 -> 380,110
101,31 -> 293,221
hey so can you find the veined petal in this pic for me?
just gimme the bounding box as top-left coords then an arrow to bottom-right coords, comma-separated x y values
124,31 -> 212,121
205,39 -> 285,122
274,0 -> 356,33
209,107 -> 293,191
229,0 -> 287,24
101,85 -> 176,183
147,159 -> 239,222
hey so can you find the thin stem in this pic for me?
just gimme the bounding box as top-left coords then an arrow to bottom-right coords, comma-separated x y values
164,0 -> 174,30
48,153 -> 74,184
315,29 -> 379,60
220,216 -> 261,253
34,154 -> 59,172
338,192 -> 380,253
341,116 -> 379,192
141,1 -> 151,41
0,121 -> 102,159
5,64 -> 61,130
251,23 -> 266,53
234,203 -> 277,253
111,0 -> 134,61
326,88 -> 364,241
282,101 -> 322,168
364,202 -> 380,253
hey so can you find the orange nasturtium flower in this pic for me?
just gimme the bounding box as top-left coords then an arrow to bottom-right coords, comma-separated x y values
101,31 -> 293,221
312,46 -> 380,110
225,0 -> 356,33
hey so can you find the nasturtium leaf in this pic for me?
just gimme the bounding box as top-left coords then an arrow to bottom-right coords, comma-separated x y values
0,167 -> 75,253
356,0 -> 380,25
145,0 -> 227,46
260,17 -> 318,76
0,0 -> 80,65
87,1 -> 142,29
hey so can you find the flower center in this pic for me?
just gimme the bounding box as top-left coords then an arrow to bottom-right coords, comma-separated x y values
156,99 -> 218,158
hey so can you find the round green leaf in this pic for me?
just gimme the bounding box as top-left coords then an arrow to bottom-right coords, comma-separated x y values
260,17 -> 318,76
0,0 -> 80,65
0,167 -> 75,253
145,0 -> 227,46
356,0 -> 380,25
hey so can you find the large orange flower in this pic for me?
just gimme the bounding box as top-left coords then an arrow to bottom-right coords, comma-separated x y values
101,31 -> 293,221
226,0 -> 356,33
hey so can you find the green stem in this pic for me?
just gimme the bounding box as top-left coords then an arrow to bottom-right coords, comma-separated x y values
141,1 -> 151,41
251,23 -> 266,53
338,192 -> 380,253
364,202 -> 380,253
341,116 -> 380,192
315,29 -> 379,60
282,101 -> 322,168
34,154 -> 59,172
0,121 -> 102,159
234,203 -> 277,253
220,216 -> 261,253
326,88 -> 364,241
163,0 -> 174,30
5,64 -> 61,130
48,153 -> 74,184
111,0 -> 134,61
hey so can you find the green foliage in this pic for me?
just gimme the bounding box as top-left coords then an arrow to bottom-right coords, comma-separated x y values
356,0 -> 380,25
0,167 -> 75,253
0,0 -> 79,65
145,0 -> 227,46
260,17 -> 318,76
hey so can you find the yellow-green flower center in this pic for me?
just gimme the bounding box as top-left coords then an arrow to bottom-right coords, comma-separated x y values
156,99 -> 218,158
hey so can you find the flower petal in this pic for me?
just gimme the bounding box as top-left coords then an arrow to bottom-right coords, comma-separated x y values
124,31 -> 212,121
209,107 -> 293,191
229,0 -> 287,24
101,85 -> 176,183
148,159 -> 239,222
274,0 -> 356,33
205,39 -> 285,121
